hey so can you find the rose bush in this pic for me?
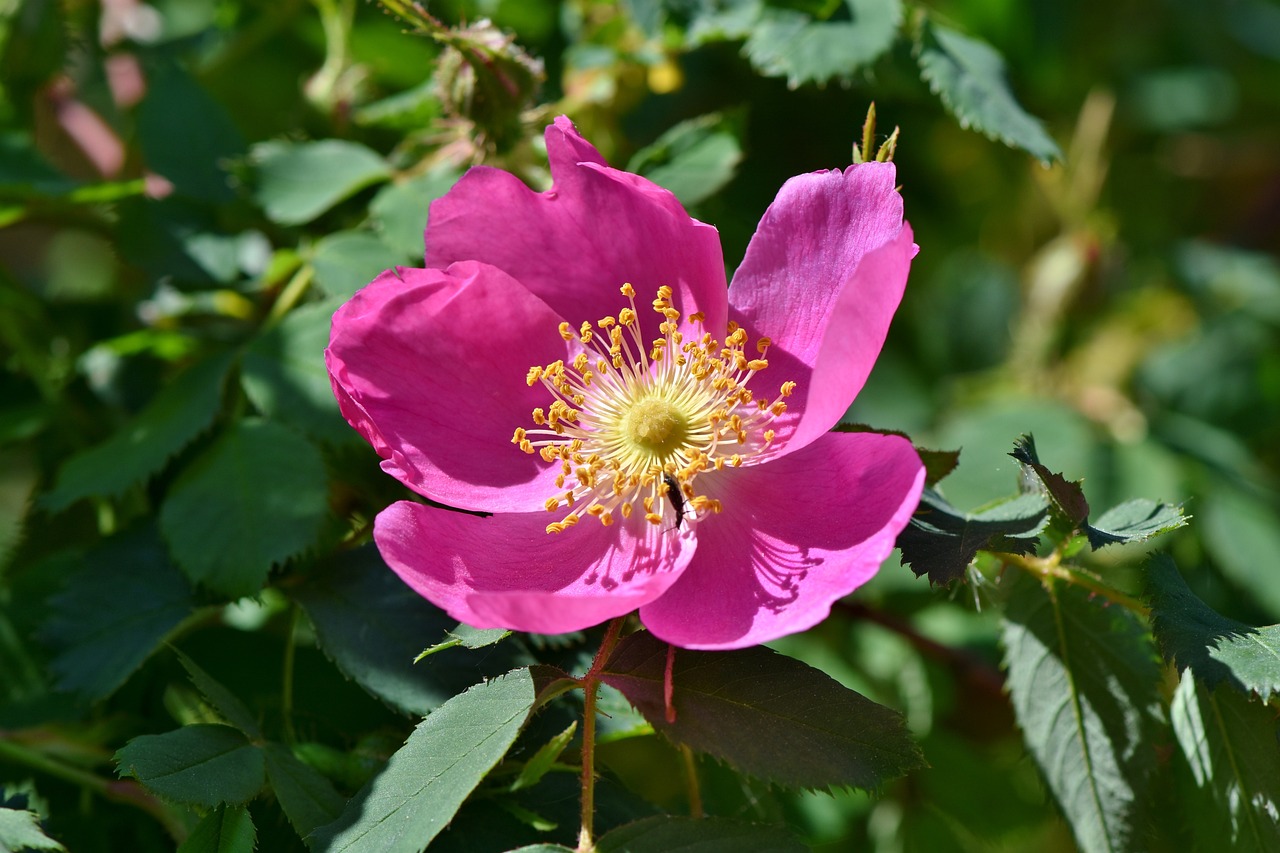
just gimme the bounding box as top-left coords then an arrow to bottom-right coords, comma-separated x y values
326,116 -> 923,649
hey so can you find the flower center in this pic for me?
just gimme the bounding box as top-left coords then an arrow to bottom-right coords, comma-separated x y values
512,283 -> 795,534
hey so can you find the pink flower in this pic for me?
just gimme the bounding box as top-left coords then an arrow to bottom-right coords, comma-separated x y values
325,117 -> 924,650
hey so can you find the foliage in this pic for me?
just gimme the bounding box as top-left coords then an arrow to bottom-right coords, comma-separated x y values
2,0 -> 1279,851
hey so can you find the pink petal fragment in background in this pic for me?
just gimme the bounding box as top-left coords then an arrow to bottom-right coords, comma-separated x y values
375,500 -> 696,635
728,163 -> 915,453
425,117 -> 729,341
326,261 -> 571,513
638,431 -> 924,649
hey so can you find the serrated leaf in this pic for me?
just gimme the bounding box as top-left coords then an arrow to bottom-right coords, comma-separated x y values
744,0 -> 902,88
42,351 -> 235,511
309,231 -> 395,302
1170,671 -> 1280,852
116,724 -> 265,807
1147,556 -> 1280,701
896,489 -> 1048,584
918,447 -> 961,487
596,815 -> 807,853
42,527 -> 195,699
240,299 -> 356,445
293,545 -> 521,715
308,667 -> 539,853
369,168 -> 461,259
173,649 -> 262,740
159,419 -> 327,598
263,743 -> 346,840
510,722 -> 576,792
253,140 -> 391,226
176,805 -> 257,853
0,808 -> 65,852
600,632 -> 922,790
916,20 -> 1061,164
136,59 -> 245,202
1009,433 -> 1090,526
1086,498 -> 1188,548
1000,574 -> 1162,853
627,114 -> 743,207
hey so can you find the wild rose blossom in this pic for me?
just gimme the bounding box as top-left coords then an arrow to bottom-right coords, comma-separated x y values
326,117 -> 924,650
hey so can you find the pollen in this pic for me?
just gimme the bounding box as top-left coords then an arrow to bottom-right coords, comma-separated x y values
519,283 -> 794,533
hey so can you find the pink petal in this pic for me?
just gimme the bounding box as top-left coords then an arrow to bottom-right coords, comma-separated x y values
728,163 -> 916,454
375,500 -> 696,634
326,261 -> 572,512
424,116 -> 728,341
638,431 -> 924,650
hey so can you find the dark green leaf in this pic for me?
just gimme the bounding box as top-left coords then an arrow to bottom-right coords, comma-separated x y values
744,0 -> 903,88
600,632 -> 923,790
42,351 -> 235,511
241,299 -> 356,445
176,805 -> 257,853
309,667 -> 539,853
1009,433 -> 1091,526
1000,574 -> 1162,853
627,114 -> 743,207
1147,555 -> 1280,700
918,447 -> 961,488
0,808 -> 65,852
253,140 -> 391,226
1086,498 -> 1188,548
896,489 -> 1048,584
159,419 -> 328,598
510,722 -> 576,792
916,19 -> 1062,164
1199,483 -> 1280,620
263,743 -> 346,840
596,815 -> 807,852
136,59 -> 245,202
42,528 -> 195,699
1170,671 -> 1280,852
369,168 -> 461,259
294,545 -> 522,715
310,231 -> 395,301
116,724 -> 265,807
503,846 -> 574,853
173,649 -> 263,740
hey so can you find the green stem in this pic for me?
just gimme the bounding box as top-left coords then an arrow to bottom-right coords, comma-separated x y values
576,618 -> 626,853
264,263 -> 314,329
1000,550 -> 1150,618
680,744 -> 703,818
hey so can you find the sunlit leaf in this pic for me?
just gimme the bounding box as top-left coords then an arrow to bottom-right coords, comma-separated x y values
744,0 -> 903,88
310,231 -> 395,301
309,668 -> 539,853
253,140 -> 391,226
369,168 -> 461,259
601,632 -> 923,790
627,114 -> 743,207
1000,574 -> 1162,853
0,807 -> 65,852
1087,498 -> 1188,548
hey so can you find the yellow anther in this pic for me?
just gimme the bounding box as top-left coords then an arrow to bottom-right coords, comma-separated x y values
690,311 -> 706,323
558,321 -> 574,341
644,513 -> 663,525
621,283 -> 636,297
600,512 -> 614,526
756,337 -> 771,353
527,366 -> 543,385
619,308 -> 637,326
519,439 -> 533,453
621,503 -> 633,518
779,381 -> 796,397
586,504 -> 605,517
731,454 -> 743,467
771,401 -> 788,415
747,359 -> 768,371
599,316 -> 616,329
545,497 -> 560,512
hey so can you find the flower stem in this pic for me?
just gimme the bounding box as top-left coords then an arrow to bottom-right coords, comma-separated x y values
680,744 -> 703,818
999,550 -> 1150,618
577,617 -> 626,853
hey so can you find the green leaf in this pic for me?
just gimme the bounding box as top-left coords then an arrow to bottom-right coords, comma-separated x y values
1199,483 -> 1280,621
369,168 -> 461,259
294,545 -> 521,715
173,649 -> 263,740
136,59 -> 245,202
600,632 -> 923,790
417,624 -> 513,661
0,808 -> 65,852
1086,498 -> 1188,548
42,528 -> 196,699
263,743 -> 346,840
596,815 -> 807,853
627,114 -> 743,207
509,722 -> 576,792
1000,574 -> 1162,853
310,231 -> 395,301
1170,671 -> 1280,852
241,299 -> 356,445
916,19 -> 1062,164
744,0 -> 903,88
159,419 -> 328,598
308,667 -> 539,853
896,489 -> 1048,584
176,805 -> 257,853
1147,556 -> 1280,701
1009,434 -> 1091,527
116,724 -> 265,807
42,351 -> 236,511
253,140 -> 391,226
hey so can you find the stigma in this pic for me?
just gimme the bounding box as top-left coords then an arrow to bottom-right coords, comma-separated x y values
512,283 -> 795,534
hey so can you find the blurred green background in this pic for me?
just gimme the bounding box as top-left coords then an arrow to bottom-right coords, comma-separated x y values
1,0 -> 1278,850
